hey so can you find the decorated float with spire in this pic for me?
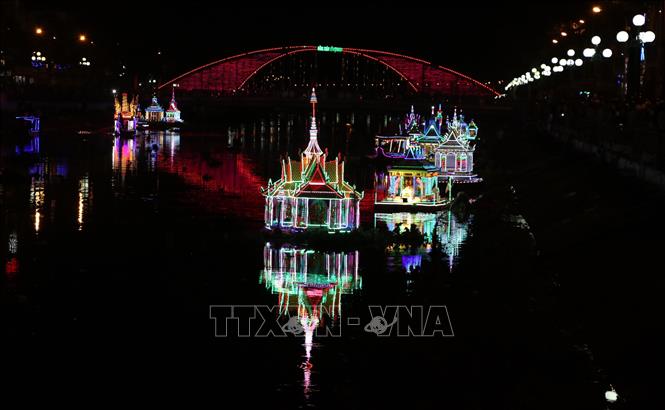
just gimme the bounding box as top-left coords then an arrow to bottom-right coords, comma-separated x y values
165,88 -> 183,124
374,104 -> 481,183
433,108 -> 479,183
113,92 -> 139,135
412,104 -> 445,161
141,88 -> 184,130
144,95 -> 164,123
261,88 -> 363,231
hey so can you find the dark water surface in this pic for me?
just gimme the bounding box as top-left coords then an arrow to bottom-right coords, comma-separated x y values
1,109 -> 645,408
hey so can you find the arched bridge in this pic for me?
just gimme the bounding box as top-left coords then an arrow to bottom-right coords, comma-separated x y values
158,45 -> 499,97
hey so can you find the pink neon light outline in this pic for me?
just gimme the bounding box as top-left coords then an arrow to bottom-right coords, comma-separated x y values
159,45 -> 500,96
158,45 -> 314,90
237,48 -> 315,90
344,47 -> 500,96
342,49 -> 418,92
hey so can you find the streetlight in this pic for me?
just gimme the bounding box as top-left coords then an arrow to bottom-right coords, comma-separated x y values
616,31 -> 629,42
112,89 -> 117,95
602,48 -> 612,58
567,59 -> 574,66
79,34 -> 87,42
552,39 -> 559,44
551,57 -> 559,64
561,32 -> 568,37
567,49 -> 575,57
591,36 -> 601,45
575,58 -> 583,66
632,14 -> 645,27
639,31 -> 656,43
35,27 -> 43,35
583,48 -> 596,57
592,6 -> 602,13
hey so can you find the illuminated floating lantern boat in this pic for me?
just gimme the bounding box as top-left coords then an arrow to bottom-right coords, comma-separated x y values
374,105 -> 422,160
432,109 -> 481,183
374,145 -> 453,211
261,88 -> 363,232
412,105 -> 445,161
113,92 -> 139,135
140,89 -> 184,130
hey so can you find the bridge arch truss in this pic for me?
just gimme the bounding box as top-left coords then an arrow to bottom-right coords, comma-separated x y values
159,45 -> 499,97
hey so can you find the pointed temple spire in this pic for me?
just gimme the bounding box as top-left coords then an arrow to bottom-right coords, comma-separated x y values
303,87 -> 323,160
169,87 -> 178,111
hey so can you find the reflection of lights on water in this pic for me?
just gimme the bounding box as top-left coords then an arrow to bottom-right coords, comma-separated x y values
30,176 -> 45,233
605,387 -> 618,403
8,231 -> 18,254
261,244 -> 360,399
77,175 -> 89,231
300,315 -> 318,395
35,210 -> 41,233
374,211 -> 469,270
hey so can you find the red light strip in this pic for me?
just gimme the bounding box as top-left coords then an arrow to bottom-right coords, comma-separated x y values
237,47 -> 316,91
159,45 -> 499,97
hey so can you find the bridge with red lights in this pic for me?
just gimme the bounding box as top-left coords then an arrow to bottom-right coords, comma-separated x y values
158,46 -> 499,98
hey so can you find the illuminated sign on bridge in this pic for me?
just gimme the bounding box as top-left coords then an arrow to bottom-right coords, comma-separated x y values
316,45 -> 344,53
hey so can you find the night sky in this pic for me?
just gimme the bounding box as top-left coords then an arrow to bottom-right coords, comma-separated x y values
4,1 -> 594,82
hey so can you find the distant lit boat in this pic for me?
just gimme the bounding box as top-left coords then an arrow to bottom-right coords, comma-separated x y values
372,105 -> 421,161
432,109 -> 481,184
140,89 -> 184,130
374,146 -> 452,211
113,92 -> 139,136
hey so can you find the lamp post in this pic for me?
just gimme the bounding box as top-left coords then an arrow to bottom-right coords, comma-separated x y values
616,13 -> 657,99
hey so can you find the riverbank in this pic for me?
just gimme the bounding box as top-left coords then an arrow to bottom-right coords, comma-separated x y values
486,115 -> 665,408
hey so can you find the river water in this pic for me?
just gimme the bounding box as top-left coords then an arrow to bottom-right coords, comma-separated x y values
1,110 -> 610,408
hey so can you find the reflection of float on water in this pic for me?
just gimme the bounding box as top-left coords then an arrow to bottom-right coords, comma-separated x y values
374,210 -> 469,270
261,243 -> 361,320
260,243 -> 361,397
112,136 -> 137,189
77,175 -> 90,231
14,134 -> 40,155
5,231 -> 19,281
